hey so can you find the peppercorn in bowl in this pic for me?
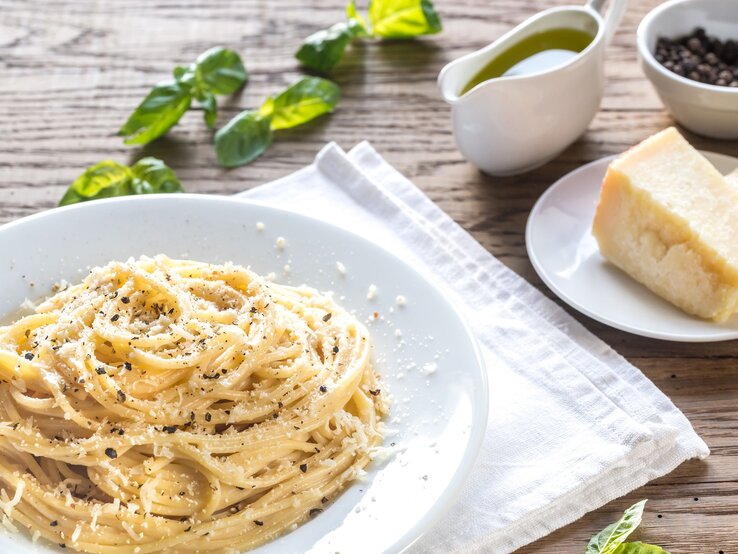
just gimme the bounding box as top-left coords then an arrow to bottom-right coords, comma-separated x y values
637,0 -> 738,139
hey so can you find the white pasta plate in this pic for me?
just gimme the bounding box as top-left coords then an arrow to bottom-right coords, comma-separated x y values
0,195 -> 488,554
526,150 -> 738,342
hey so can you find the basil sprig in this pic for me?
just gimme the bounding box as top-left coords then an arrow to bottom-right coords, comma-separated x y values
586,501 -> 670,554
59,158 -> 184,206
296,3 -> 370,73
296,0 -> 441,73
119,47 -> 247,145
215,77 -> 339,167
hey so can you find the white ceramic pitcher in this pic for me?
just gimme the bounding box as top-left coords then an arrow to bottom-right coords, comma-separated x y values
438,0 -> 627,176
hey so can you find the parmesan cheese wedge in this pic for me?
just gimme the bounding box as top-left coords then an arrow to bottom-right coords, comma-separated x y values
592,127 -> 738,322
725,168 -> 738,188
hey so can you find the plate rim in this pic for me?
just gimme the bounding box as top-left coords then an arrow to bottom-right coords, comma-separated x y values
0,193 -> 490,554
525,151 -> 738,342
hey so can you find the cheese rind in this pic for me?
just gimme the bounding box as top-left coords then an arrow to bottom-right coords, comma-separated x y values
592,127 -> 738,322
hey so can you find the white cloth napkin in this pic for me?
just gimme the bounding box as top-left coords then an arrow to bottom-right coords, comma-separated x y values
237,142 -> 709,554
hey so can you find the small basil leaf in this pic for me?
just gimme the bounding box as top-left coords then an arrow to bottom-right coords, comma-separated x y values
173,65 -> 196,88
346,0 -> 370,35
295,19 -> 366,73
196,91 -> 218,128
587,501 -> 647,554
119,80 -> 192,145
368,0 -> 442,38
195,47 -> 248,95
267,77 -> 340,131
59,161 -> 133,206
215,111 -> 273,168
614,543 -> 670,554
130,157 -> 184,194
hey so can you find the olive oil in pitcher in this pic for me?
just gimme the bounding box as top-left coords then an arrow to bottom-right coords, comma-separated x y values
461,27 -> 594,95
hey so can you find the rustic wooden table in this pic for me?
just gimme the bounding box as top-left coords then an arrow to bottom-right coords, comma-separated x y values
1,0 -> 736,552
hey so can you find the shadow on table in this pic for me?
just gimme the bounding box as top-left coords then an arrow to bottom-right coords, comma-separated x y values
125,134 -> 208,168
319,38 -> 444,88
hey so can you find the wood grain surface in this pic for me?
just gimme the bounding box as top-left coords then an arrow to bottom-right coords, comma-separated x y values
1,0 -> 737,552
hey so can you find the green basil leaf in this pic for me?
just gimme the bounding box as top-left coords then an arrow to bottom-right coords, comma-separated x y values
259,96 -> 275,119
59,161 -> 133,206
60,159 -> 183,205
195,47 -> 248,95
614,543 -> 670,554
215,111 -> 273,167
267,77 -> 340,131
196,91 -> 218,128
368,0 -> 442,38
173,65 -> 196,88
587,501 -> 647,554
346,0 -> 370,34
119,80 -> 192,145
296,20 -> 365,73
130,157 -> 184,194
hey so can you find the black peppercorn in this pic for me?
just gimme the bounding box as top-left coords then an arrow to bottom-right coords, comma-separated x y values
657,28 -> 738,87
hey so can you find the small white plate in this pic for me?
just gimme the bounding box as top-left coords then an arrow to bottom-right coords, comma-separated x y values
526,151 -> 738,342
0,195 -> 488,554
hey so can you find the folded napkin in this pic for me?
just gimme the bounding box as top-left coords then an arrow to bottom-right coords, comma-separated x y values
238,143 -> 709,553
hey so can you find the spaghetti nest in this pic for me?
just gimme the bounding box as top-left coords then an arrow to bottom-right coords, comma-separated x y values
0,256 -> 385,553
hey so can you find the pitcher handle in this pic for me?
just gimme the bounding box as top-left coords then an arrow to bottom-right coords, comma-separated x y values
587,0 -> 627,45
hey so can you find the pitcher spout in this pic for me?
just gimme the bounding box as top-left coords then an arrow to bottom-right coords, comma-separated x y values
437,49 -> 495,104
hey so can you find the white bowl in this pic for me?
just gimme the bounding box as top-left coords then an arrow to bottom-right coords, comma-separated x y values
637,0 -> 738,139
0,195 -> 489,554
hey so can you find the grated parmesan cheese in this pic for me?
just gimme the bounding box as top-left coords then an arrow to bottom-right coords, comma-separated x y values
1,514 -> 18,533
420,362 -> 438,375
71,523 -> 82,543
90,502 -> 102,531
0,480 -> 24,517
122,521 -> 143,541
